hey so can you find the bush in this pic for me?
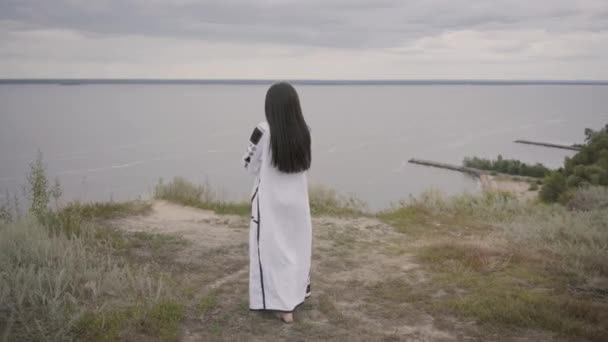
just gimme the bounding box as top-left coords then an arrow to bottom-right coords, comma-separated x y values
540,172 -> 567,203
541,124 -> 608,202
565,186 -> 608,211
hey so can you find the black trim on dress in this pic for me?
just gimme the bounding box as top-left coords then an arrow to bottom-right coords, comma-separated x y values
251,186 -> 259,203
256,192 -> 266,309
249,300 -> 306,314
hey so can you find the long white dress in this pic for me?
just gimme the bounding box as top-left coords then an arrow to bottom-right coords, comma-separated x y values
243,121 -> 312,312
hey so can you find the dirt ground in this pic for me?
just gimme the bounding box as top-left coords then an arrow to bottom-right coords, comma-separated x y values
479,174 -> 538,200
108,200 -> 557,341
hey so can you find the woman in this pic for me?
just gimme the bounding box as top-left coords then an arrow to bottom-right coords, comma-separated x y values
242,82 -> 312,323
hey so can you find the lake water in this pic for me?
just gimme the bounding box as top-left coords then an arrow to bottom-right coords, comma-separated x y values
0,82 -> 606,209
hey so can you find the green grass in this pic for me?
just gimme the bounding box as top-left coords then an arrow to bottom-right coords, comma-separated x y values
366,240 -> 608,340
377,205 -> 430,235
0,217 -> 169,341
425,258 -> 607,339
75,307 -> 136,342
197,290 -> 219,316
378,190 -> 608,340
423,232 -> 605,338
60,200 -> 152,220
34,200 -> 153,237
317,294 -> 348,326
378,203 -> 492,237
154,177 -> 250,216
75,300 -> 184,342
145,300 -> 184,341
381,190 -> 608,273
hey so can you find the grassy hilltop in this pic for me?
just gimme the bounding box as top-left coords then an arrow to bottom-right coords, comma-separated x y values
1,132 -> 608,340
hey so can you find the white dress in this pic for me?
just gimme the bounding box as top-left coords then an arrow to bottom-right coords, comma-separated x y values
243,121 -> 312,312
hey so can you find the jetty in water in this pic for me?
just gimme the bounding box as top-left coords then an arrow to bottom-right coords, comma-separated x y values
408,159 -> 482,177
408,158 -> 539,183
514,140 -> 582,151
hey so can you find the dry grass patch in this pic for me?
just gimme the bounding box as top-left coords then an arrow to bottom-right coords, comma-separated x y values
309,184 -> 367,217
378,205 -> 493,238
417,241 -> 514,274
60,200 -> 152,221
0,217 -> 172,341
365,278 -> 418,302
415,240 -> 608,340
154,177 -> 250,216
380,190 -> 608,340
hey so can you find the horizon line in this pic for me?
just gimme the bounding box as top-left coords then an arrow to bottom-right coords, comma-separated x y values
1,78 -> 608,86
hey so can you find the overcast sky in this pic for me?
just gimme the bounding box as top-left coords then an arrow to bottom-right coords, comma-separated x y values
1,0 -> 608,79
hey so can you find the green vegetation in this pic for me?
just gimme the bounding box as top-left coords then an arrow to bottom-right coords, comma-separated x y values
565,185 -> 608,211
463,154 -> 551,178
539,171 -> 567,202
0,154 -> 177,341
74,300 -> 184,342
60,200 -> 151,220
154,177 -> 249,216
154,177 -> 367,217
4,149 -> 608,340
379,190 -> 608,340
197,290 -> 219,316
0,192 -> 14,224
308,184 -> 367,216
541,124 -> 608,202
0,214 -> 174,341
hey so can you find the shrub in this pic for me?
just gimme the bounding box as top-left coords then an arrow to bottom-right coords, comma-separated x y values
547,124 -> 608,201
26,151 -> 51,221
565,186 -> 608,211
540,172 -> 567,203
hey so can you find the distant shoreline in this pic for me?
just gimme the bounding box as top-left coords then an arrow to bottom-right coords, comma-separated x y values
1,79 -> 608,86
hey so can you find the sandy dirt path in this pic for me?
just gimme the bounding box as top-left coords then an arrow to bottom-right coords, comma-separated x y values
479,174 -> 538,200
109,200 -> 463,341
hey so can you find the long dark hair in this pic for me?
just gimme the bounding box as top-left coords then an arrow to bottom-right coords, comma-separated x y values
265,82 -> 311,173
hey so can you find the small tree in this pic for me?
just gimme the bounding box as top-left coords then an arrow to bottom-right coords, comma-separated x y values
26,151 -> 51,221
0,190 -> 12,223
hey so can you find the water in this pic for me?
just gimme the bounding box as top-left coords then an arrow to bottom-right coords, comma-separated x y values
0,82 -> 606,209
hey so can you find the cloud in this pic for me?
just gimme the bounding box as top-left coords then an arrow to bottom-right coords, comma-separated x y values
0,0 -> 607,78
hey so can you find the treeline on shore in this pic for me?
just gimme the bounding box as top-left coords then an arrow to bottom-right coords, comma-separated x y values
463,155 -> 550,178
463,123 -> 608,203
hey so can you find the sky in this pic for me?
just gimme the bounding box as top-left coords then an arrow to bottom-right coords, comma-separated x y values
1,0 -> 608,79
